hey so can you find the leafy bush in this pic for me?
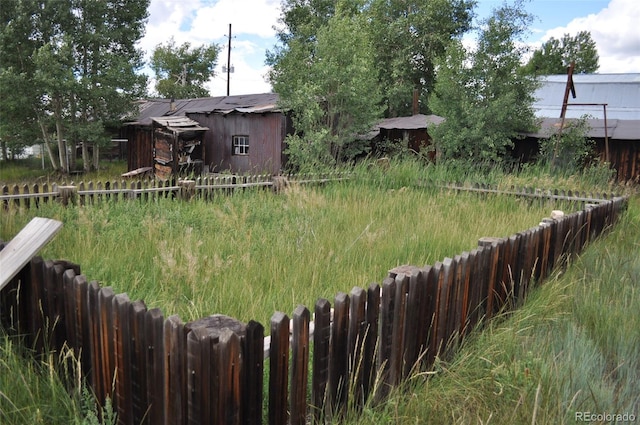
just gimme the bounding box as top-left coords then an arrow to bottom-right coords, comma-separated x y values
538,116 -> 596,175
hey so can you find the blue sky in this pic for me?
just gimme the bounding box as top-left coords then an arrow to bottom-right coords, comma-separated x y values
138,0 -> 640,96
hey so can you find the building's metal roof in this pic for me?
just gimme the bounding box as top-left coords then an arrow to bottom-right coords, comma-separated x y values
533,73 -> 640,120
523,118 -> 639,141
130,93 -> 280,126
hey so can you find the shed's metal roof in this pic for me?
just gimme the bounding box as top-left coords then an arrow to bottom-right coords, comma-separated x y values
375,114 -> 444,130
533,73 -> 640,120
130,93 -> 280,126
523,117 -> 639,141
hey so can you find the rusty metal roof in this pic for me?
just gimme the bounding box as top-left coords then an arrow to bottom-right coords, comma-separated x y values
130,93 -> 280,126
533,74 -> 640,120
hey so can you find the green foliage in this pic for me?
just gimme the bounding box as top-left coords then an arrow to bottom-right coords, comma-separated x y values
269,0 -> 475,119
368,0 -> 476,117
522,31 -> 599,75
0,0 -> 149,172
270,1 -> 383,171
429,1 -> 538,170
538,116 -> 597,175
150,37 -> 220,99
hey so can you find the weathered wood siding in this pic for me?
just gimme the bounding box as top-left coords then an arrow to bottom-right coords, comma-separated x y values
122,126 -> 153,171
191,112 -> 289,175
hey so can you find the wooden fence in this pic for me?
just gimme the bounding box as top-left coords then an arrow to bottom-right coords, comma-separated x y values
0,172 -> 351,209
0,189 -> 629,425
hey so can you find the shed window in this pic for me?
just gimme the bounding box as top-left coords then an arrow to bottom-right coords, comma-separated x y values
232,135 -> 249,155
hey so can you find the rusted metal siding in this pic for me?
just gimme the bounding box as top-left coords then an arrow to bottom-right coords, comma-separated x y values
191,112 -> 288,175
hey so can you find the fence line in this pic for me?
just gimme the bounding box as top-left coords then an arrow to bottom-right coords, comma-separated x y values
0,172 -> 351,209
0,189 -> 628,425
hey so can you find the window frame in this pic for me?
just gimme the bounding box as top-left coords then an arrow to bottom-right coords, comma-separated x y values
232,135 -> 249,156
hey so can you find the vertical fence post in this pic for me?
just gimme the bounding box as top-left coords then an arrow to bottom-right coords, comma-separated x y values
328,292 -> 349,418
311,299 -> 331,424
243,320 -> 264,425
290,306 -> 310,425
269,312 -> 290,425
58,185 -> 77,206
347,287 -> 366,410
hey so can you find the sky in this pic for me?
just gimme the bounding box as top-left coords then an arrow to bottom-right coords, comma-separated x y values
137,0 -> 640,97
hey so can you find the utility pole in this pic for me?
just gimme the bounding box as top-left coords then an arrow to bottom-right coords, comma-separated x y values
227,23 -> 232,96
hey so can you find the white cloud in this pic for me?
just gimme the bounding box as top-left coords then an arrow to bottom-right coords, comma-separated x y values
139,0 -> 280,96
537,0 -> 640,73
189,0 -> 281,41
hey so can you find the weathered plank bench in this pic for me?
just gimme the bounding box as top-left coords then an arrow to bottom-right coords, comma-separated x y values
0,217 -> 63,290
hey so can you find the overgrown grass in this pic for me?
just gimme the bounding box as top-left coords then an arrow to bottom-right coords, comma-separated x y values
341,195 -> 639,424
1,159 -> 635,423
0,332 -> 116,425
1,166 -> 555,326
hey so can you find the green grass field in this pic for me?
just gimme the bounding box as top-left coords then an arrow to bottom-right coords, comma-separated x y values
1,160 -> 636,424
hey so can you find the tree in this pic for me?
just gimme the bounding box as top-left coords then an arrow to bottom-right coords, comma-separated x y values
0,0 -> 149,172
429,1 -> 539,168
522,31 -> 599,75
367,0 -> 475,117
150,38 -> 220,99
268,0 -> 382,170
267,0 -> 476,118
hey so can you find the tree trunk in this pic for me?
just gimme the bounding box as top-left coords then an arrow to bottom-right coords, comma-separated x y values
1,140 -> 7,161
82,142 -> 91,172
93,144 -> 100,170
37,118 -> 59,170
54,97 -> 69,173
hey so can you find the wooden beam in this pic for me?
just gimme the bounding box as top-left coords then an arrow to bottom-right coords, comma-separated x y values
0,217 -> 63,290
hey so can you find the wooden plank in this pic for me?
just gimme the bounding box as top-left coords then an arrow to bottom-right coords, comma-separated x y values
130,300 -> 149,425
218,329 -> 242,425
243,321 -> 264,425
329,292 -> 349,418
390,274 -> 408,384
457,252 -> 472,339
427,263 -> 442,367
290,305 -> 310,425
269,311 -> 290,425
87,281 -> 103,400
144,308 -> 165,425
98,287 -> 116,403
28,257 -> 46,353
403,268 -> 423,378
114,293 -> 133,425
311,299 -> 331,424
435,258 -> 454,358
187,326 -> 210,425
415,267 -> 435,369
347,287 -> 366,409
362,283 -> 380,402
164,314 -> 184,425
74,274 -> 91,376
377,276 -> 396,399
0,217 -> 63,289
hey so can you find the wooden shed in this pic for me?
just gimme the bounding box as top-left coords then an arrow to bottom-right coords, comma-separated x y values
365,114 -> 444,159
